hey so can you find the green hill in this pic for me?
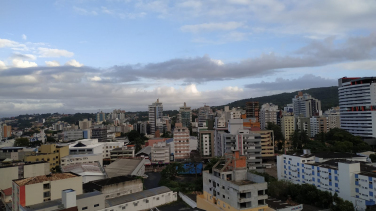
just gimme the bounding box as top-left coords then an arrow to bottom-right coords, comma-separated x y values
214,86 -> 339,112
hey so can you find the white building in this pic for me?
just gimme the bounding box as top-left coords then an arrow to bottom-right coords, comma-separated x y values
292,92 -> 322,118
64,130 -> 84,141
277,150 -> 375,210
151,142 -> 170,164
61,153 -> 104,166
338,77 -> 376,145
148,99 -> 163,135
260,103 -> 278,129
67,139 -> 123,159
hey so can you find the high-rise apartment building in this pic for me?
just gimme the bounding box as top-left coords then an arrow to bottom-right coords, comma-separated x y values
292,92 -> 321,117
198,129 -> 214,158
260,103 -> 278,129
246,102 -> 259,120
338,77 -> 376,144
281,115 -> 295,146
91,128 -> 107,142
177,102 -> 192,128
79,119 -> 92,130
173,123 -> 190,160
96,111 -> 106,123
2,124 -> 12,138
251,130 -> 274,158
198,105 -> 214,127
148,99 -> 163,135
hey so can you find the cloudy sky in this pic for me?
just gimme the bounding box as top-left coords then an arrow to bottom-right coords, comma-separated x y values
1,0 -> 376,117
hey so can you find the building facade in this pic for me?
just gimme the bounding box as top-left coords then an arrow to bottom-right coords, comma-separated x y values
292,92 -> 322,118
148,99 -> 163,135
177,102 -> 192,128
25,144 -> 69,170
151,142 -> 170,164
91,128 -> 107,142
173,123 -> 190,160
260,103 -> 278,130
198,129 -> 215,158
246,101 -> 259,121
79,119 -> 92,130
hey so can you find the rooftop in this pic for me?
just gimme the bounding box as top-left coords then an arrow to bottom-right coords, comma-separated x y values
266,198 -> 302,210
136,146 -> 151,155
106,186 -> 171,207
83,175 -> 140,192
14,173 -> 79,186
62,162 -> 103,174
62,153 -> 102,158
1,187 -> 12,196
288,152 -> 364,159
230,180 -> 255,185
105,158 -> 144,178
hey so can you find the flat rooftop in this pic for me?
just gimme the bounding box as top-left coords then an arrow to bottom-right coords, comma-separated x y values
230,180 -> 255,185
14,173 -> 79,186
288,152 -> 365,159
106,186 -> 171,207
83,175 -> 140,192
266,198 -> 302,210
105,158 -> 143,178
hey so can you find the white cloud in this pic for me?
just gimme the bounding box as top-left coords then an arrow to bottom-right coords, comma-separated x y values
22,34 -> 27,40
0,61 -> 7,70
65,59 -> 84,67
181,22 -> 244,33
45,61 -> 61,67
38,47 -> 74,58
0,38 -> 28,50
12,59 -> 38,68
73,6 -> 98,15
337,60 -> 376,70
89,76 -> 102,81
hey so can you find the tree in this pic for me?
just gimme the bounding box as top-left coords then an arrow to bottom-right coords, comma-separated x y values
190,150 -> 202,178
290,130 -> 310,151
161,163 -> 184,180
14,138 -> 30,147
266,122 -> 285,151
370,154 -> 376,162
204,157 -> 221,173
29,140 -> 42,147
161,131 -> 173,138
47,136 -> 57,143
52,165 -> 62,173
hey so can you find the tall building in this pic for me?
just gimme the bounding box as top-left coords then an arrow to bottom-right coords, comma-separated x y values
96,111 -> 106,123
198,105 -> 214,127
198,129 -> 214,158
79,119 -> 92,129
338,77 -> 376,144
197,151 -> 269,211
173,123 -> 190,160
12,173 -> 83,211
260,103 -> 278,129
281,115 -> 295,148
177,102 -> 192,128
2,124 -> 12,138
148,99 -> 163,135
91,128 -> 107,142
246,101 -> 259,120
325,106 -> 341,129
251,130 -> 274,158
25,144 -> 69,171
292,92 -> 321,117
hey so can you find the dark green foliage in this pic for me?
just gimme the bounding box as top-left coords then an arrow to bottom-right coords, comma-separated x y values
47,136 -> 57,143
266,122 -> 284,141
29,141 -> 43,147
14,138 -> 30,147
161,131 -> 173,138
52,165 -> 62,173
125,130 -> 149,153
314,128 -> 371,153
60,113 -> 95,125
249,170 -> 277,182
268,180 -> 353,210
204,157 -> 221,173
290,130 -> 310,151
161,163 -> 185,180
213,86 -> 338,111
370,154 -> 376,162
159,163 -> 202,193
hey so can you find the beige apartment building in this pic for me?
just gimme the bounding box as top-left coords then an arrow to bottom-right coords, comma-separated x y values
25,144 -> 69,170
252,130 -> 275,158
12,173 -> 83,211
173,123 -> 190,160
281,115 -> 295,149
2,124 -> 12,138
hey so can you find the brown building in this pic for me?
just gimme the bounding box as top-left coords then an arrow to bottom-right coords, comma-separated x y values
2,124 -> 12,138
246,102 -> 260,121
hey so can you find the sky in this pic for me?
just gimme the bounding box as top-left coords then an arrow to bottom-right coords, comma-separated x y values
1,0 -> 376,117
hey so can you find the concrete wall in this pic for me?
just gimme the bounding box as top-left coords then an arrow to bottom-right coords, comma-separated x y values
25,183 -> 44,206
102,179 -> 143,199
76,193 -> 105,211
50,176 -> 83,200
24,163 -> 50,178
0,166 -> 18,190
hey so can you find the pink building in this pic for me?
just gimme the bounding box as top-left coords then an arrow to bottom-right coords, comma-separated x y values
173,123 -> 190,160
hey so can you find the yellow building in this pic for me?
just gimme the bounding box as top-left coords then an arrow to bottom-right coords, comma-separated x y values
281,115 -> 295,149
25,144 -> 69,171
252,130 -> 274,158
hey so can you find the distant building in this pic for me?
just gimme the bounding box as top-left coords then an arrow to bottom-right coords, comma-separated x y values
148,99 -> 163,135
281,115 -> 295,142
246,101 -> 259,121
151,141 -> 170,165
177,102 -> 192,128
260,103 -> 278,129
96,111 -> 106,123
12,173 -> 83,211
64,129 -> 84,141
173,123 -> 190,160
110,147 -> 135,162
198,105 -> 214,127
79,119 -> 92,130
292,92 -> 321,118
198,129 -> 214,158
25,144 -> 69,171
61,153 -> 103,166
91,128 -> 107,142
2,124 -> 12,138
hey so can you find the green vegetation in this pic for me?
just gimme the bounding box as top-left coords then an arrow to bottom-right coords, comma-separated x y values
214,86 -> 338,111
159,163 -> 202,193
266,122 -> 285,150
268,180 -> 353,210
60,113 -> 95,124
204,157 -> 221,173
47,136 -> 57,143
14,138 -> 30,147
161,131 -> 173,138
124,130 -> 148,153
370,154 -> 376,162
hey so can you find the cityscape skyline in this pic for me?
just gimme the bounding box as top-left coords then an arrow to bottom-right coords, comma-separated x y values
1,1 -> 376,117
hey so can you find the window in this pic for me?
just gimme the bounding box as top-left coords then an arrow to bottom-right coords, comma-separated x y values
43,183 -> 50,189
94,204 -> 99,207
43,191 -> 50,198
82,207 -> 88,210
